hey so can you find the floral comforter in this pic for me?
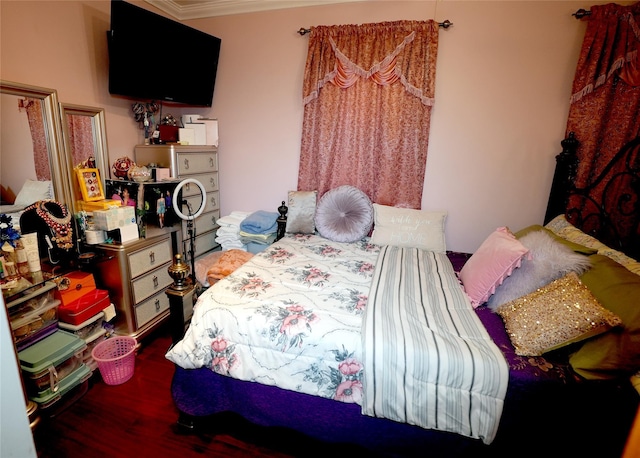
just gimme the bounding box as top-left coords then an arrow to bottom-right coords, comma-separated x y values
166,234 -> 380,403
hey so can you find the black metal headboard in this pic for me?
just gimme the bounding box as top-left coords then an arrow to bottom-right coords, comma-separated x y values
545,133 -> 640,260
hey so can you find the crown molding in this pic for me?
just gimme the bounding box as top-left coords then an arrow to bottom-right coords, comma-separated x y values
145,0 -> 365,20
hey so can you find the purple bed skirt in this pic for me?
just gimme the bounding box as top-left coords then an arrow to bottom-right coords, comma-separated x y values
170,252 -> 638,456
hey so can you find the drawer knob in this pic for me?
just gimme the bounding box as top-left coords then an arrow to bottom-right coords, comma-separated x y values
210,177 -> 216,187
153,275 -> 158,288
149,251 -> 155,263
210,196 -> 216,206
209,157 -> 215,168
155,299 -> 160,312
183,158 -> 190,169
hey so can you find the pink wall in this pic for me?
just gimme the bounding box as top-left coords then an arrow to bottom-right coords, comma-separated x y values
0,1 -> 619,252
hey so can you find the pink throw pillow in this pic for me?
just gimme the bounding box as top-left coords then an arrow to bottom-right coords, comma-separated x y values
459,227 -> 529,308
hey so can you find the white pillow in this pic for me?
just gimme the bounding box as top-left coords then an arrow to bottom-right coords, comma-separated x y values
14,180 -> 53,206
370,204 -> 447,253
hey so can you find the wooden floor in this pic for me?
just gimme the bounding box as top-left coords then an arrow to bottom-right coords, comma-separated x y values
32,323 -> 349,458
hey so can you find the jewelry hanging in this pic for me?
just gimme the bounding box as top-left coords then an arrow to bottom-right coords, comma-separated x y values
24,200 -> 74,250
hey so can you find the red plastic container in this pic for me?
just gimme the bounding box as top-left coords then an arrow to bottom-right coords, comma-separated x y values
59,289 -> 110,325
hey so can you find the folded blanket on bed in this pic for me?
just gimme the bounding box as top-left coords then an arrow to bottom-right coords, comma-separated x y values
217,211 -> 250,228
239,210 -> 278,235
206,249 -> 254,285
362,246 -> 509,445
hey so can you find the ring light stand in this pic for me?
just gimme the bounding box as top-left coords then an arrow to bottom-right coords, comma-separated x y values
172,178 -> 207,289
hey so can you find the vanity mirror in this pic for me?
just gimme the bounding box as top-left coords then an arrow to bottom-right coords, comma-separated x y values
59,103 -> 110,211
0,80 -> 72,207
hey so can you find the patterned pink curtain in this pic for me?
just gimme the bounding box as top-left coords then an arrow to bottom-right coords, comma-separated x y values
19,98 -> 50,181
565,2 -> 640,243
67,114 -> 94,167
297,20 -> 439,208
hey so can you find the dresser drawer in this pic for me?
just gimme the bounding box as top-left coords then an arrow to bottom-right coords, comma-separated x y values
184,231 -> 220,264
182,211 -> 219,238
176,152 -> 218,175
128,238 -> 172,279
131,262 -> 173,304
179,172 -> 218,197
135,292 -> 170,328
184,190 -> 219,214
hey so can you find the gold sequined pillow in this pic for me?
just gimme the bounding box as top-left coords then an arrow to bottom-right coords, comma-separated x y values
496,272 -> 622,356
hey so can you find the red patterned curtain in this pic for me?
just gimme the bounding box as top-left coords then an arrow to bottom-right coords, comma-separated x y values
297,20 -> 439,208
565,2 -> 640,245
19,98 -> 50,181
67,114 -> 94,167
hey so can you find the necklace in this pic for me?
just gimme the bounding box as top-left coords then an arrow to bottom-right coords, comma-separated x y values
24,200 -> 74,250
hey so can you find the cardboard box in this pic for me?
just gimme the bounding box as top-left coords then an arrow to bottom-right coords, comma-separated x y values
199,118 -> 218,147
184,123 -> 207,145
92,206 -> 136,231
178,128 -> 195,145
153,168 -> 172,181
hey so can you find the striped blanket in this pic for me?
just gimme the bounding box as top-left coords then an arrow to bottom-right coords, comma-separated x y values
361,246 -> 509,444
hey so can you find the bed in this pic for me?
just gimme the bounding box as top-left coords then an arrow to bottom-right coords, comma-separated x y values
165,134 -> 640,457
0,179 -> 54,229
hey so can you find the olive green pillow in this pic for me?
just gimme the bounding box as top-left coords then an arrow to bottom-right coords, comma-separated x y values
514,225 -> 597,255
569,254 -> 640,380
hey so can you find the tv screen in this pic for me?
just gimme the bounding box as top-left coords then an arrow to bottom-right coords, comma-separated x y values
108,0 -> 221,107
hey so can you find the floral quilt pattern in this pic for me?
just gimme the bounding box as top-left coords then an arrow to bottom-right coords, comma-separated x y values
166,234 -> 380,404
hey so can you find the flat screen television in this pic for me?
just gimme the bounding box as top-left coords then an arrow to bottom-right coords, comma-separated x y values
107,0 -> 221,107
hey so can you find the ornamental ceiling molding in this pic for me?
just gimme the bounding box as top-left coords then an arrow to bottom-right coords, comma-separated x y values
145,0 -> 368,20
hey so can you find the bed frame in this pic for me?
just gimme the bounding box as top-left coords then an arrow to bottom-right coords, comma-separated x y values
545,132 -> 640,260
168,133 -> 640,457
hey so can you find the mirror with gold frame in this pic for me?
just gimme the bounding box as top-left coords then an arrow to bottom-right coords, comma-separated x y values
59,103 -> 110,211
0,80 -> 72,207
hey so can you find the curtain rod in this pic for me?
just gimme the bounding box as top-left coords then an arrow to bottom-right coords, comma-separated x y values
573,8 -> 591,19
297,19 -> 453,36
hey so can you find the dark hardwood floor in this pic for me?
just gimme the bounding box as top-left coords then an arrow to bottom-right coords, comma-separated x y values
32,323 -> 343,458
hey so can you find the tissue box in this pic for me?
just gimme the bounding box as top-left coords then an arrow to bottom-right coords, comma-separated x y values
106,223 -> 139,243
92,206 -> 136,231
153,168 -> 171,181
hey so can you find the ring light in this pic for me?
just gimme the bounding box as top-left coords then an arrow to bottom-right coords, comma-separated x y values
172,178 -> 207,220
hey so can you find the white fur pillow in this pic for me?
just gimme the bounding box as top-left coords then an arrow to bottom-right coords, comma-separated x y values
487,230 -> 592,311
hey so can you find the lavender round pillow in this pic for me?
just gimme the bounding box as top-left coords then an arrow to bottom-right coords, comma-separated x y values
314,185 -> 374,243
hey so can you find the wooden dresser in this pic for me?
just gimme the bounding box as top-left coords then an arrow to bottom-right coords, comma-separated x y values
94,232 -> 175,341
134,144 -> 221,265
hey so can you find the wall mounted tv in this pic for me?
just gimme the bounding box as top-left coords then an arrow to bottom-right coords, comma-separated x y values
108,0 -> 221,107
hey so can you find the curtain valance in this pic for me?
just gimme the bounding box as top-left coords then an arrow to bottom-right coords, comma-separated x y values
570,2 -> 640,104
302,20 -> 439,106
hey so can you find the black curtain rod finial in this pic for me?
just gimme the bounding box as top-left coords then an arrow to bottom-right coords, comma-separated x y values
573,8 -> 591,19
440,20 -> 453,29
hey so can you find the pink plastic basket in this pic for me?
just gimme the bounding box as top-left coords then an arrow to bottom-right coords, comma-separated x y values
91,336 -> 137,385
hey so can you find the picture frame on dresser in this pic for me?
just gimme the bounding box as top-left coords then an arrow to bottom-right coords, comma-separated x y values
76,168 -> 105,201
105,179 -> 181,232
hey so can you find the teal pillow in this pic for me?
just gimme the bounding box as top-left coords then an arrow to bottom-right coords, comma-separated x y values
569,255 -> 640,380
